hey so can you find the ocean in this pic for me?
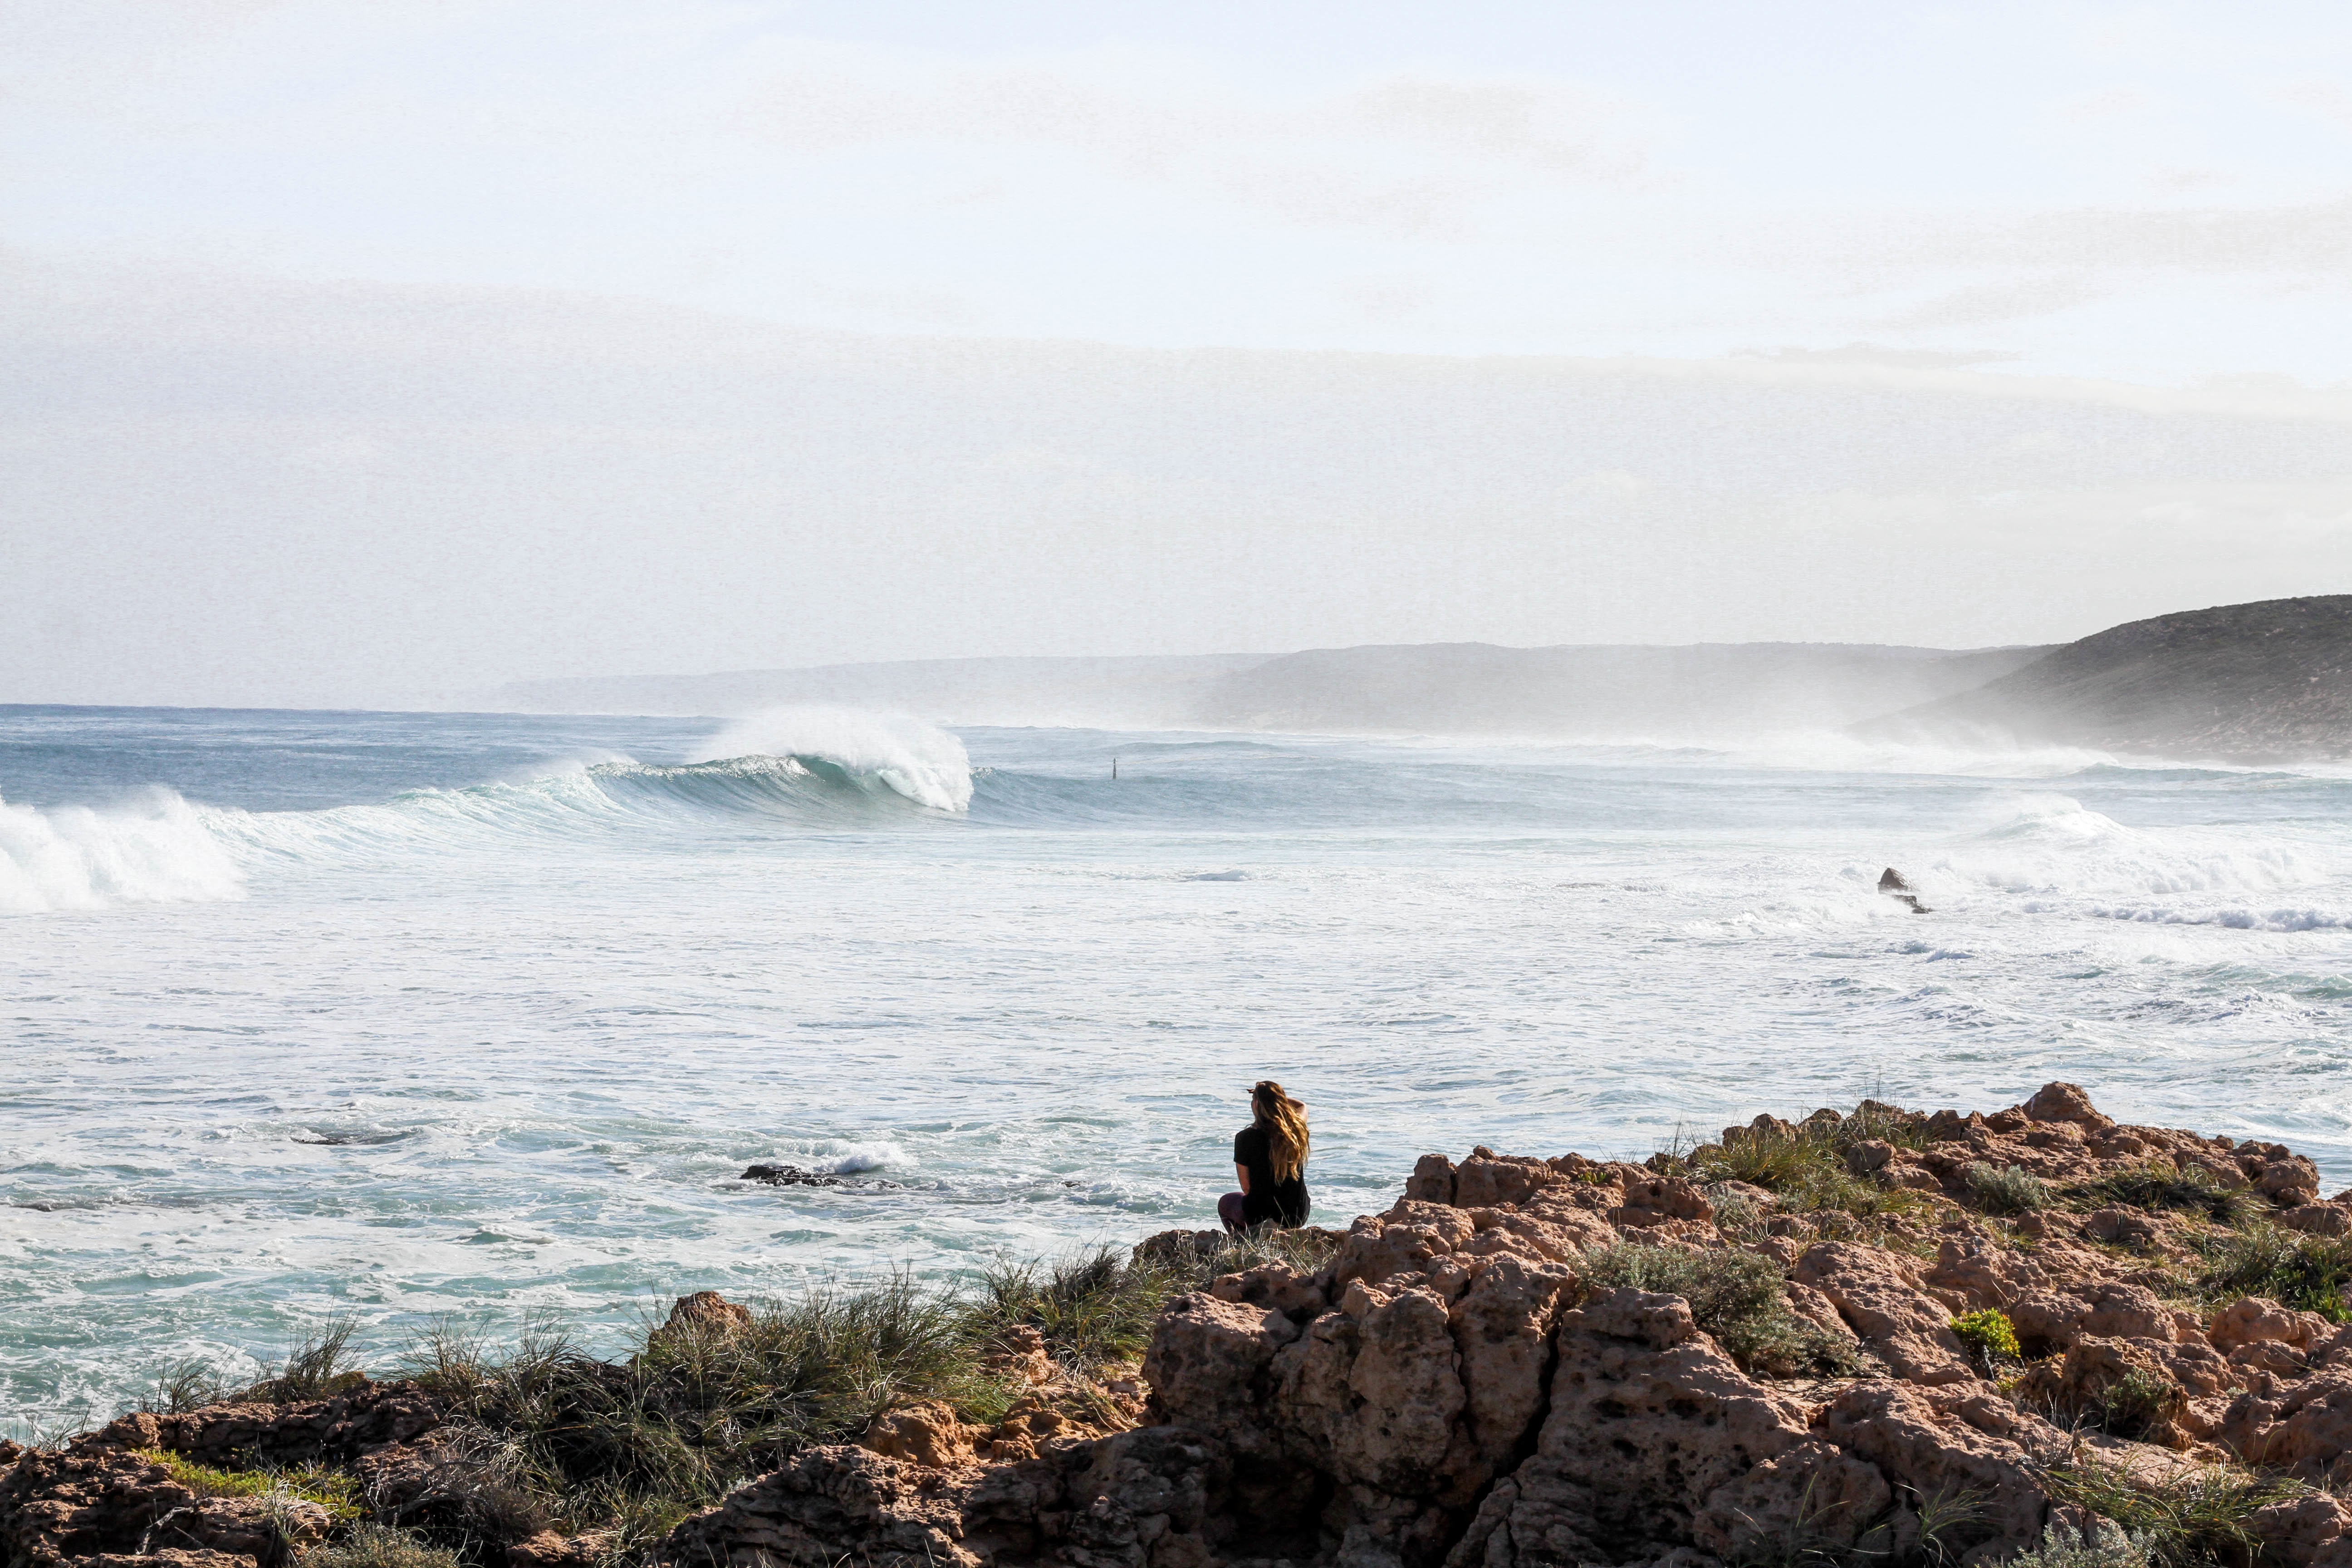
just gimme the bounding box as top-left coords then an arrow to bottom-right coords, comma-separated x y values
5,702 -> 2350,1428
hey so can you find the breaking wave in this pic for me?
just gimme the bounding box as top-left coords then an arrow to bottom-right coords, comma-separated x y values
0,788 -> 245,914
2,710 -> 974,913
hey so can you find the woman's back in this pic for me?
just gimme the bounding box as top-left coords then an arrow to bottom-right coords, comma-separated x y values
1232,1082 -> 1311,1228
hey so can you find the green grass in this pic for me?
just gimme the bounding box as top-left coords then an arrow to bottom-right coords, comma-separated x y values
2042,1456 -> 2307,1568
138,1449 -> 364,1522
299,1524 -> 465,1568
2068,1163 -> 2248,1227
1581,1244 -> 1860,1378
1960,1163 -> 2048,1216
2198,1221 -> 2352,1321
1671,1101 -> 1932,1228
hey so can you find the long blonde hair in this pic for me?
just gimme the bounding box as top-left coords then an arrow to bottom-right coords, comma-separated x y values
1253,1080 -> 1310,1183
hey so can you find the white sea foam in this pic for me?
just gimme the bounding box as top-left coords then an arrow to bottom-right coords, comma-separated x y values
0,788 -> 244,913
692,707 -> 973,812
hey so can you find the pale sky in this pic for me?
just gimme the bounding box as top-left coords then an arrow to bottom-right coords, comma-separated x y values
5,1 -> 2352,706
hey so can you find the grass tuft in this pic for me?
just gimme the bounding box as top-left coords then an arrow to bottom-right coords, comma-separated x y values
2198,1221 -> 2352,1322
2068,1163 -> 2247,1227
244,1318 -> 370,1405
1580,1244 -> 1859,1378
1673,1101 -> 1930,1228
298,1523 -> 466,1568
1961,1163 -> 2048,1216
2042,1455 -> 2307,1568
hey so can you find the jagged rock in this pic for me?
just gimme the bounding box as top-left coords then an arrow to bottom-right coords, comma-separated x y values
863,1402 -> 982,1470
2223,1371 -> 2352,1484
77,1554 -> 256,1568
0,1448 -> 198,1567
506,1531 -> 605,1568
660,1291 -> 753,1334
1450,1289 -> 1885,1564
662,1446 -> 982,1568
1815,1382 -> 2064,1555
96,1381 -> 442,1466
1792,1243 -> 1974,1384
145,1498 -> 330,1568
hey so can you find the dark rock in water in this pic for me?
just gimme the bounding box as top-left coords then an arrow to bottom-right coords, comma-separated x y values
1878,867 -> 1931,912
740,1163 -> 842,1187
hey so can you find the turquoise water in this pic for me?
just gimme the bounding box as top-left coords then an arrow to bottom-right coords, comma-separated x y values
5,703 -> 2351,1426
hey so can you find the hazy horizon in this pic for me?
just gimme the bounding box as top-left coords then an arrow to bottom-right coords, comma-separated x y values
6,1 -> 2352,708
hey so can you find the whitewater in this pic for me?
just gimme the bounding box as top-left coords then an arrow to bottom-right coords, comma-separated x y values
5,702 -> 2352,1428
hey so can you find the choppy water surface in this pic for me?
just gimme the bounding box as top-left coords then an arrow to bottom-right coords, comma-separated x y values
5,702 -> 2351,1425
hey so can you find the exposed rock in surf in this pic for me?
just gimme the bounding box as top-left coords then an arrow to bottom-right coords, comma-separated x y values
740,1164 -> 843,1187
1877,866 -> 1931,912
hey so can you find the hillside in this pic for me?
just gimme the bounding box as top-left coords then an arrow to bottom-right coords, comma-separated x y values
1869,595 -> 2352,761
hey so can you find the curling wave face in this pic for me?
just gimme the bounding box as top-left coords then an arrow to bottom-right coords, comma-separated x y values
0,708 -> 976,910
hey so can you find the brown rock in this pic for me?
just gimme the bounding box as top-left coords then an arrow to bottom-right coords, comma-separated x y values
662,1446 -> 982,1568
862,1402 -> 982,1470
1449,1289 -> 1886,1564
661,1291 -> 753,1334
2024,1082 -> 2116,1131
1816,1382 -> 2064,1555
506,1531 -> 604,1568
1793,1243 -> 1975,1384
147,1497 -> 332,1568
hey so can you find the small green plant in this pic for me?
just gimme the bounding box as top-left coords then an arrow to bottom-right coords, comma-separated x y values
298,1523 -> 465,1568
1910,1485 -> 1991,1567
1948,1309 -> 2019,1363
2004,1521 -> 2151,1568
2043,1456 -> 2307,1567
2069,1162 -> 2246,1226
1961,1163 -> 2048,1216
138,1450 -> 363,1522
2200,1221 -> 2352,1322
1582,1244 -> 1859,1378
2095,1367 -> 2183,1439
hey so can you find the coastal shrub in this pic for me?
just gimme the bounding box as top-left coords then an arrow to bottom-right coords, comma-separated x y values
138,1450 -> 363,1522
1961,1163 -> 2048,1216
244,1318 -> 369,1405
2094,1367 -> 2183,1440
1681,1101 -> 1930,1225
1580,1244 -> 1859,1377
151,1358 -> 231,1415
963,1247 -> 1170,1373
1948,1308 -> 2019,1364
2002,1522 -> 2151,1568
2070,1163 -> 2246,1226
2199,1221 -> 2352,1322
2041,1456 -> 2307,1568
298,1524 -> 464,1568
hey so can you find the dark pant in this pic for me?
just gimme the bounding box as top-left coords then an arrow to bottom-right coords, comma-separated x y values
1218,1191 -> 1248,1234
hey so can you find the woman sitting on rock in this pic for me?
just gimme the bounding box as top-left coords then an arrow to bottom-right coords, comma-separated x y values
1219,1079 -> 1311,1232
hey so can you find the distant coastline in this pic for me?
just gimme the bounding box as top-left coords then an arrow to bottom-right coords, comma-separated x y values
487,594 -> 2352,764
